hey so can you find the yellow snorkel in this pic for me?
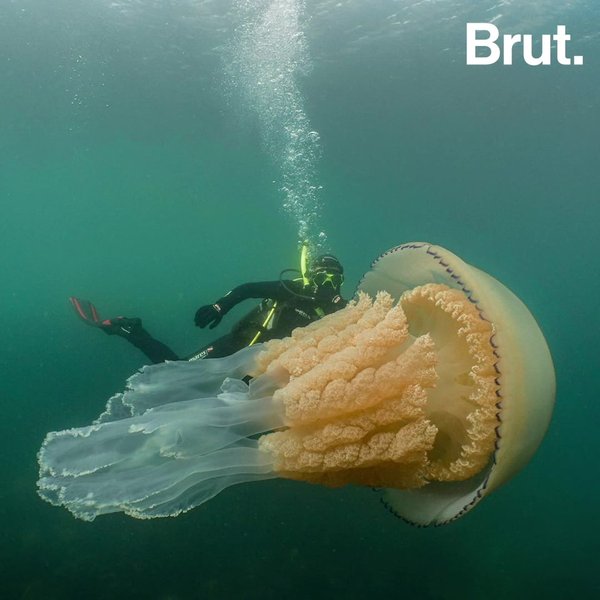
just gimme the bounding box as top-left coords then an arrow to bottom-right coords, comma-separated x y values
300,241 -> 310,287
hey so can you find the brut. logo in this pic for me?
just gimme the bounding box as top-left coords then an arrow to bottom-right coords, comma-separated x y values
466,23 -> 584,66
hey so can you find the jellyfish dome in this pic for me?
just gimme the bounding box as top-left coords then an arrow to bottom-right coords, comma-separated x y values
37,243 -> 555,525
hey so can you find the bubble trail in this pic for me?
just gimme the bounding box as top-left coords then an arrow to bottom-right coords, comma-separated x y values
229,0 -> 326,251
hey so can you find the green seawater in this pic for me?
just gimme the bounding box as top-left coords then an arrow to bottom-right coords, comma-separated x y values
1,1 -> 598,598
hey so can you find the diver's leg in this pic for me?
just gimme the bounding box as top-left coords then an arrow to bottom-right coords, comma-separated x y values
106,319 -> 180,364
185,334 -> 246,361
70,298 -> 179,364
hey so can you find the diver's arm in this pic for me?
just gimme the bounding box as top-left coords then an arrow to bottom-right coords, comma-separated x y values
216,281 -> 295,312
194,281 -> 296,329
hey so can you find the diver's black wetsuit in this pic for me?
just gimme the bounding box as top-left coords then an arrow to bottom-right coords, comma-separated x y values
127,279 -> 346,364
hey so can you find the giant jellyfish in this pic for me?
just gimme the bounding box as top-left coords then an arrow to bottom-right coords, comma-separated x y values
38,243 -> 555,525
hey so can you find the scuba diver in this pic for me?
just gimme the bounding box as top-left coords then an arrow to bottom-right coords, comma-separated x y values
70,252 -> 346,365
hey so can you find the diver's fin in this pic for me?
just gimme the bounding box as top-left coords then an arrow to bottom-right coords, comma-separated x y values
69,297 -> 105,327
70,297 -> 145,337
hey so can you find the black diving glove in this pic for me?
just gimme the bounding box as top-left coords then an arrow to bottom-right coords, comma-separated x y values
194,303 -> 223,329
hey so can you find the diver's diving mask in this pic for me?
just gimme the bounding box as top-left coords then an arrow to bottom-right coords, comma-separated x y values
311,269 -> 344,289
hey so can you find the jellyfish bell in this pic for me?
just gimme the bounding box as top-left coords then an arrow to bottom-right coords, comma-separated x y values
356,242 -> 556,524
37,243 -> 555,525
